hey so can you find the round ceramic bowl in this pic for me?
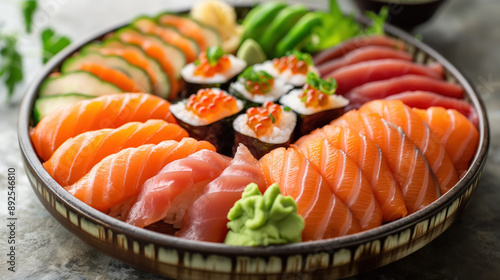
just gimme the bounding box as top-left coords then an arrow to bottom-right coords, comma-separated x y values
18,5 -> 489,280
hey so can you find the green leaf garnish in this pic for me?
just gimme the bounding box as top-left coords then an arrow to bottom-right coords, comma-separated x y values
364,6 -> 388,35
0,32 -> 23,101
300,96 -> 307,102
22,0 -> 38,34
268,113 -> 275,123
206,46 -> 224,66
239,67 -> 273,82
283,106 -> 291,112
284,50 -> 313,66
41,28 -> 71,64
305,72 -> 337,95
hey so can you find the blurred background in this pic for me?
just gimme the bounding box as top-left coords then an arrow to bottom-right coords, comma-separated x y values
0,0 -> 499,279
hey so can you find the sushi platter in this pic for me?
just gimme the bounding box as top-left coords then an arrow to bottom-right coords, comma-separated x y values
18,1 -> 489,279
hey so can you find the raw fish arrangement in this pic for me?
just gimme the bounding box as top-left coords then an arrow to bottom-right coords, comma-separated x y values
29,0 -> 480,246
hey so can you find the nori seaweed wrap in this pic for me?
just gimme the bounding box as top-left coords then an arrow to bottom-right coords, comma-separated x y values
233,102 -> 296,159
180,46 -> 246,99
170,88 -> 244,156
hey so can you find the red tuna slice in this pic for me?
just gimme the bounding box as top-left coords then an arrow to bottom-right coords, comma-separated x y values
385,91 -> 478,126
125,149 -> 232,228
318,46 -> 413,76
176,144 -> 267,243
325,60 -> 444,96
346,75 -> 464,109
313,35 -> 406,65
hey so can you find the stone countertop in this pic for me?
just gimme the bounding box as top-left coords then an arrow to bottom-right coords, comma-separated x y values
0,0 -> 499,279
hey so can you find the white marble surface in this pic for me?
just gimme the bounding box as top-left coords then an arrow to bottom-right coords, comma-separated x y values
0,0 -> 499,279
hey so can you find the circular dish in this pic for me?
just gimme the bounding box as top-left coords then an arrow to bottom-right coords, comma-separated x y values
18,5 -> 489,279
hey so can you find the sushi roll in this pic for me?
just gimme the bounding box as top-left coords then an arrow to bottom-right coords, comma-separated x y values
280,72 -> 348,138
233,102 -> 296,159
180,46 -> 246,99
169,88 -> 244,156
228,67 -> 293,108
253,50 -> 318,87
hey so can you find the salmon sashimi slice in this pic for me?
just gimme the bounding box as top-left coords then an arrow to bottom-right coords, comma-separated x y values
295,138 -> 383,230
325,60 -> 444,96
125,149 -> 231,228
157,14 -> 208,51
332,111 -> 441,214
313,35 -> 406,65
133,18 -> 199,63
359,100 -> 459,194
177,144 -> 267,243
44,120 -> 188,187
65,138 -> 215,215
318,46 -> 413,76
260,147 -> 361,241
386,91 -> 478,126
296,125 -> 407,222
414,107 -> 479,176
347,75 -> 464,109
31,93 -> 176,162
79,63 -> 142,92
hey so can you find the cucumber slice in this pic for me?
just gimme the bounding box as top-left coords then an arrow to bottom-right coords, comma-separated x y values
114,27 -> 186,80
61,52 -> 153,93
33,93 -> 95,124
131,16 -> 200,62
39,71 -> 123,97
83,39 -> 171,99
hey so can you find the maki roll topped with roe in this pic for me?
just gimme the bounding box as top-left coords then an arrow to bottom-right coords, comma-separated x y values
170,88 -> 244,155
253,51 -> 318,87
180,46 -> 246,99
229,67 -> 293,108
280,72 -> 348,137
233,102 -> 296,159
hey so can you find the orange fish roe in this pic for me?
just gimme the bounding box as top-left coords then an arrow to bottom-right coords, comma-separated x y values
298,84 -> 329,108
193,50 -> 231,78
272,54 -> 309,75
186,89 -> 239,122
246,102 -> 282,137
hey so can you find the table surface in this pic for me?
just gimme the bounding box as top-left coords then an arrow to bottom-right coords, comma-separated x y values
0,0 -> 499,279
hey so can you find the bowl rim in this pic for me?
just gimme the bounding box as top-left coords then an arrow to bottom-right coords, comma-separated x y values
17,5 -> 490,258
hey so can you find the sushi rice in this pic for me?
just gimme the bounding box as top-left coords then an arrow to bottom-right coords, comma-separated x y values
181,54 -> 247,84
280,88 -> 349,115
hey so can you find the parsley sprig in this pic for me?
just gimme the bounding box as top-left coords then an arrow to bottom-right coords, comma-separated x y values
305,72 -> 337,95
41,28 -> 71,64
0,33 -> 23,101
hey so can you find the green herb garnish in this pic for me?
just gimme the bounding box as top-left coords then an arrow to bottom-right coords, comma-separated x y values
206,46 -> 224,66
283,106 -> 291,112
285,50 -> 313,65
0,33 -> 23,101
240,67 -> 274,94
41,28 -> 71,64
305,72 -> 337,95
364,6 -> 388,35
268,113 -> 275,123
22,0 -> 38,34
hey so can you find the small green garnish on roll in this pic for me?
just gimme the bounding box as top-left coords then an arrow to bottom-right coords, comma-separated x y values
225,183 -> 304,246
206,46 -> 225,66
285,50 -> 313,66
305,72 -> 337,95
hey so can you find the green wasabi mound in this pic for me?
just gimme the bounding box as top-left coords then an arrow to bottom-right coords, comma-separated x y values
224,183 -> 304,246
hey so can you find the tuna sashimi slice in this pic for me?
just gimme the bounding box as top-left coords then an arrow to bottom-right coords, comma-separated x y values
65,138 -> 215,215
261,147 -> 361,240
296,138 -> 383,230
313,35 -> 406,65
318,46 -> 413,76
31,93 -> 176,161
296,125 -> 407,222
125,149 -> 231,228
360,100 -> 459,194
385,91 -> 477,125
177,144 -> 267,243
414,107 -> 479,176
332,111 -> 441,214
325,60 -> 444,96
347,75 -> 464,109
44,120 -> 187,187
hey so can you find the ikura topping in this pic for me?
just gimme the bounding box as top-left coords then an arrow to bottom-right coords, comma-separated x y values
246,102 -> 282,137
298,72 -> 338,108
239,67 -> 275,95
193,46 -> 231,77
186,88 -> 239,121
272,51 -> 313,75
